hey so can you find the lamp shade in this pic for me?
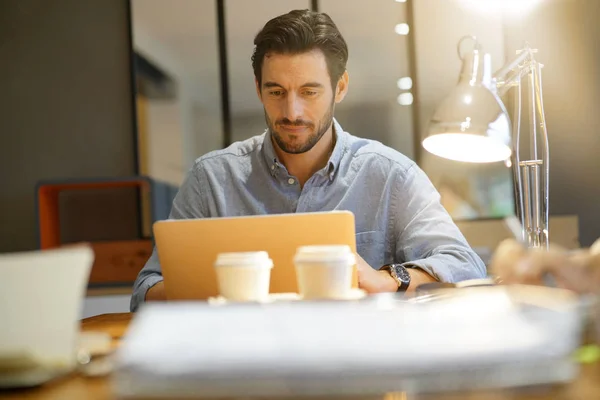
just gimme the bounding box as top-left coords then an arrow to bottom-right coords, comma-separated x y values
423,44 -> 512,163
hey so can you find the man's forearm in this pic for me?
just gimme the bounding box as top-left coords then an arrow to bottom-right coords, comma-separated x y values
357,253 -> 437,293
402,249 -> 486,284
145,281 -> 167,301
406,268 -> 438,292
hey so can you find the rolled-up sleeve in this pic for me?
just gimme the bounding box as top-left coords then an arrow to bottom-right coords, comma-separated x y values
394,164 -> 486,282
130,248 -> 164,312
130,163 -> 206,312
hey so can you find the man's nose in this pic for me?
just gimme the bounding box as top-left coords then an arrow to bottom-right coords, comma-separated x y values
283,94 -> 303,122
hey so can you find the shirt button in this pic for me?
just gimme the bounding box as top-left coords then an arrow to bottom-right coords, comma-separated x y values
271,165 -> 275,170
288,178 -> 295,185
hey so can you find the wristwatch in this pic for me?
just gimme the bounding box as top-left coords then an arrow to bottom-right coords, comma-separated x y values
379,263 -> 411,292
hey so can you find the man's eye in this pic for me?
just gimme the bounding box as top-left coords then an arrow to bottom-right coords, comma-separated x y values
269,91 -> 282,96
304,91 -> 317,96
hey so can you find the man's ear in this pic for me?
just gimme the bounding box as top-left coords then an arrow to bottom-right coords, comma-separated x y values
334,71 -> 349,104
255,78 -> 262,102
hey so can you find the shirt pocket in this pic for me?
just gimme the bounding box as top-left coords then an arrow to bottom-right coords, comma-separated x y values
355,231 -> 386,269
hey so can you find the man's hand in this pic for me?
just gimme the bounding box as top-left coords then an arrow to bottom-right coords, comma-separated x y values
490,238 -> 600,294
355,254 -> 437,293
145,281 -> 167,301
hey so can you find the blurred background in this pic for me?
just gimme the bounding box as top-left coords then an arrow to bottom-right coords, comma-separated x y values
1,0 -> 597,314
128,0 -> 515,222
129,0 -> 416,183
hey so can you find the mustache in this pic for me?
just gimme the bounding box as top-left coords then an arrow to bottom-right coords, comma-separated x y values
276,118 -> 313,127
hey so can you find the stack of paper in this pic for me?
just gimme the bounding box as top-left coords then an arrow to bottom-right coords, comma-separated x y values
113,286 -> 583,398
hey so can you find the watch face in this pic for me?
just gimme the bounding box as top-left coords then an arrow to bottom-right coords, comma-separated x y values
393,265 -> 411,284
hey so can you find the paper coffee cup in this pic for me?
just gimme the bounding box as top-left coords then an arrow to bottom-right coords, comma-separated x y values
293,245 -> 356,300
214,251 -> 273,301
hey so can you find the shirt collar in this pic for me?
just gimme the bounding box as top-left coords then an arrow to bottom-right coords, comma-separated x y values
327,119 -> 347,178
262,118 -> 348,181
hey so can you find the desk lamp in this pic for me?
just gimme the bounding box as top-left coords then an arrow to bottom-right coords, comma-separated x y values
423,36 -> 550,249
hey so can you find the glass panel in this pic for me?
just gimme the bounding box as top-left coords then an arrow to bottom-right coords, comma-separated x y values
420,155 -> 514,219
131,0 -> 222,185
226,0 -> 311,143
320,0 -> 415,157
410,0 -> 515,220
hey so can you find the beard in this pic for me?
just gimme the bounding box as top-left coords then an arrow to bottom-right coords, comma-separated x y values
266,99 -> 335,154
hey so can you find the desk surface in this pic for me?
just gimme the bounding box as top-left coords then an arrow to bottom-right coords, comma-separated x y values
1,312 -> 598,400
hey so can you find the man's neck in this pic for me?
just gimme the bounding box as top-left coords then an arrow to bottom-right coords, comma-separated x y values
273,125 -> 335,187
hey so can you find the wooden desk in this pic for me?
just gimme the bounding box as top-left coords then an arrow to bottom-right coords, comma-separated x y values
1,313 -> 598,400
0,313 -> 132,400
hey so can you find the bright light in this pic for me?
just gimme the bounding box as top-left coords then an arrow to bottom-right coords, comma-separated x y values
397,77 -> 413,90
394,23 -> 410,35
395,0 -> 407,2
397,92 -> 413,105
457,0 -> 543,17
422,133 -> 512,163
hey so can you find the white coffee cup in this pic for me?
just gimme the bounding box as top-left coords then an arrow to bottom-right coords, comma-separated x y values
0,244 -> 94,388
214,251 -> 273,302
293,245 -> 356,300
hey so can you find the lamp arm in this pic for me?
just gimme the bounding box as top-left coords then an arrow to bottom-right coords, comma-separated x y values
492,49 -> 535,96
492,45 -> 550,249
495,67 -> 531,96
493,49 -> 531,81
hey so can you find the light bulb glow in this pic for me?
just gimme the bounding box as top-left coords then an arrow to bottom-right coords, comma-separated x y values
397,77 -> 413,90
457,0 -> 543,17
397,92 -> 414,105
423,133 -> 511,163
394,23 -> 410,35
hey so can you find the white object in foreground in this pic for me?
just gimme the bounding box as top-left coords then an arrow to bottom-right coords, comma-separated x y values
0,245 -> 94,388
294,245 -> 356,299
214,251 -> 273,302
114,286 -> 583,398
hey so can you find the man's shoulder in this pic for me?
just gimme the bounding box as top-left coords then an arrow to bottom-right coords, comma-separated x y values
344,133 -> 416,175
192,133 -> 265,171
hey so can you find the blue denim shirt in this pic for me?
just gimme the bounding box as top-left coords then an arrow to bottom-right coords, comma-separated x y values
131,119 -> 485,311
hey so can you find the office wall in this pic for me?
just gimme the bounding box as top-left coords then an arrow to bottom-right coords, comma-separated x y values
144,100 -> 186,186
0,0 -> 137,253
131,0 -> 223,171
503,0 -> 600,246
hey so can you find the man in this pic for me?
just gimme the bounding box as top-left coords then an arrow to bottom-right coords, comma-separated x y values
130,9 -> 485,311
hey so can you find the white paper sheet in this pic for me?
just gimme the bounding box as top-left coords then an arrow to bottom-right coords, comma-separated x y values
113,286 -> 583,398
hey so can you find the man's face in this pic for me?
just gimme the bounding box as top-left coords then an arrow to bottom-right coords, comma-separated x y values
256,49 -> 346,154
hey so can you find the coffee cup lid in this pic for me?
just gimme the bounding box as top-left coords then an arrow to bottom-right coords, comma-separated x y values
214,251 -> 273,268
294,245 -> 356,264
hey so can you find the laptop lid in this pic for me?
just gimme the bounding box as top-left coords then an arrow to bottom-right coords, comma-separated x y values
154,211 -> 357,300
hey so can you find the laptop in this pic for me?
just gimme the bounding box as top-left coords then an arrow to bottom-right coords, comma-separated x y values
153,211 -> 357,301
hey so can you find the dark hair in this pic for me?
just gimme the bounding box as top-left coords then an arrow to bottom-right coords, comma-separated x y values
252,9 -> 348,89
